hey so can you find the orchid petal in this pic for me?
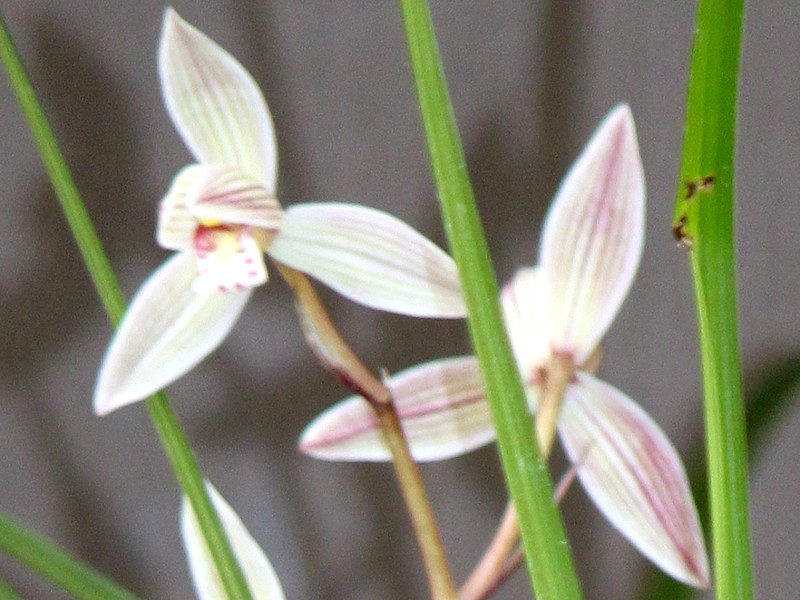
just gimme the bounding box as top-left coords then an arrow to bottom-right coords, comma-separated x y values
268,203 -> 466,318
159,9 -> 278,191
156,164 -> 199,251
557,373 -> 709,587
539,104 -> 644,363
94,252 -> 251,415
181,482 -> 285,600
299,356 -> 494,462
185,165 -> 283,231
500,267 -> 552,375
157,164 -> 282,253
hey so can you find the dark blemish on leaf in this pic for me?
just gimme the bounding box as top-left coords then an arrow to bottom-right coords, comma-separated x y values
684,174 -> 715,200
672,214 -> 693,251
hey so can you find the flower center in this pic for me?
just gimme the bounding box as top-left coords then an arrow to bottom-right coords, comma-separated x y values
191,224 -> 267,293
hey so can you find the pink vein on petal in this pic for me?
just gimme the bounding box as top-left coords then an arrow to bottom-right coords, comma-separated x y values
301,387 -> 490,450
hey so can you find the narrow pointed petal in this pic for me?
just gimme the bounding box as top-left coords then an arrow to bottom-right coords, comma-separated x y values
157,164 -> 282,252
540,104 -> 645,363
181,482 -> 285,600
268,203 -> 466,318
299,356 -> 494,462
159,9 -> 278,191
94,252 -> 251,415
557,373 -> 709,587
500,267 -> 552,375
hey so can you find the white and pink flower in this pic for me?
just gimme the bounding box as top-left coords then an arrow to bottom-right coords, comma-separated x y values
94,9 -> 465,415
300,105 -> 710,587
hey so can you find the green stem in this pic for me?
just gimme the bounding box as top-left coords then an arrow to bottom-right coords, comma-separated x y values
672,0 -> 752,599
398,2 -> 582,599
0,12 -> 252,600
0,511 -> 141,600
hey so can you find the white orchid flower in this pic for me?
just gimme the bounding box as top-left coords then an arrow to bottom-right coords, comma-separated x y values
299,105 -> 709,587
181,482 -> 285,600
94,8 -> 465,415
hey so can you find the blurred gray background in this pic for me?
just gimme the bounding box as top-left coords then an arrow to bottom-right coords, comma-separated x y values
0,1 -> 798,598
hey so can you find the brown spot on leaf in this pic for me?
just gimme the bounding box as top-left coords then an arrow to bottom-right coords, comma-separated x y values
684,174 -> 715,200
672,214 -> 693,251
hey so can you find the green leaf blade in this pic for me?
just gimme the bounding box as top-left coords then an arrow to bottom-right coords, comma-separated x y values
672,0 -> 753,598
398,2 -> 583,599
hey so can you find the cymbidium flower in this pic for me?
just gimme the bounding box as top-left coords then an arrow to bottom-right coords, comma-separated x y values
182,482 -> 285,600
299,105 -> 710,587
94,8 -> 465,415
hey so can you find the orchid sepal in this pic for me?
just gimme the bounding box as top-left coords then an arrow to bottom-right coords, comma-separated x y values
557,373 -> 709,588
93,252 -> 251,416
540,103 -> 644,363
299,356 -> 494,462
268,203 -> 466,318
159,8 -> 278,190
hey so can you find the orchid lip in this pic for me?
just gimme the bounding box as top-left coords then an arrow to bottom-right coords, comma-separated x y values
191,224 -> 268,293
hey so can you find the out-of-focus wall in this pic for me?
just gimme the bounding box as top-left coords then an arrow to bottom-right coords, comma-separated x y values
0,2 -> 797,598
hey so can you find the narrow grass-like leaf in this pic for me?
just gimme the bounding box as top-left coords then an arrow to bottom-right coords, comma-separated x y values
398,2 -> 582,598
0,511 -> 142,600
0,11 -> 253,600
671,0 -> 751,597
0,575 -> 24,600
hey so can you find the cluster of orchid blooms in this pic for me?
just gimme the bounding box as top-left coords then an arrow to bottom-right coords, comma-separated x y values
95,8 -> 709,598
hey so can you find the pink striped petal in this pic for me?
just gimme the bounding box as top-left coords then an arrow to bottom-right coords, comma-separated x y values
268,204 -> 466,318
94,252 -> 251,415
185,166 -> 282,231
156,165 -> 197,250
299,356 -> 494,462
157,164 -> 282,252
557,373 -> 709,587
539,104 -> 644,363
182,482 -> 285,600
159,9 -> 278,191
500,267 -> 552,376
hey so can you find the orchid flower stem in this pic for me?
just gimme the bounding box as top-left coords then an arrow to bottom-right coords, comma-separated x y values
0,510 -> 142,600
458,503 -> 519,600
398,2 -> 582,598
535,354 -> 574,457
465,459 -> 582,600
673,0 -> 751,598
372,403 -> 457,600
277,265 -> 456,600
0,13 -> 253,600
477,546 -> 524,600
